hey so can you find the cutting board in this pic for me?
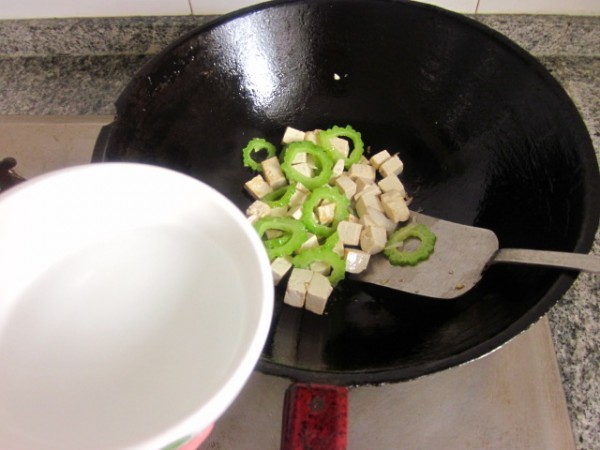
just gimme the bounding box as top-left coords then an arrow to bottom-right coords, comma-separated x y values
0,115 -> 576,450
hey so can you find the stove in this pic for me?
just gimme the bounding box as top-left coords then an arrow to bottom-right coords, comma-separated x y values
0,115 -> 576,450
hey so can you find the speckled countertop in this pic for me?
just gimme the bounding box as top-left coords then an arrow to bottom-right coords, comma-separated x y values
0,13 -> 598,450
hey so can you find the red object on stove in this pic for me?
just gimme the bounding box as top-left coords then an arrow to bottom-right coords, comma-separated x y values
281,383 -> 348,450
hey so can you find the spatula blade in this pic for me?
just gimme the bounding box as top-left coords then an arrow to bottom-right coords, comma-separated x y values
354,212 -> 499,299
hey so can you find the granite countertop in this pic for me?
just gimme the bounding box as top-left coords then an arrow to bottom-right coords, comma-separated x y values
0,12 -> 598,450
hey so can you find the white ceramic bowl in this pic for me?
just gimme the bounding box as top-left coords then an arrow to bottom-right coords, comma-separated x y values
0,163 -> 273,450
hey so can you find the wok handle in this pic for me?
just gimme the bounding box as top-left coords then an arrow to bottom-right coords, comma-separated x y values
0,157 -> 26,193
281,383 -> 348,450
91,123 -> 115,162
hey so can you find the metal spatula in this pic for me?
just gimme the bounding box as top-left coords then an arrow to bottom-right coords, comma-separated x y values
353,212 -> 600,299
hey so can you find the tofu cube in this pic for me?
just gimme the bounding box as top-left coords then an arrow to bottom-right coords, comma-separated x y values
369,150 -> 391,169
291,151 -> 308,165
335,175 -> 357,199
288,204 -> 303,220
330,237 -> 345,257
265,229 -> 284,239
269,206 -> 288,217
310,260 -> 331,275
317,202 -> 337,225
292,162 -> 314,178
348,163 -> 376,182
284,268 -> 313,308
329,159 -> 345,183
288,183 -> 309,207
337,220 -> 363,246
304,130 -> 319,144
360,207 -> 396,235
246,215 -> 260,225
359,213 -> 378,228
297,233 -> 319,253
271,256 -> 293,285
244,174 -> 273,199
378,154 -> 404,177
347,213 -> 360,223
354,176 -> 375,191
354,178 -> 382,201
355,193 -> 383,217
381,190 -> 410,223
344,249 -> 371,274
377,174 -> 406,195
305,273 -> 333,315
245,200 -> 271,220
305,154 -> 318,170
261,156 -> 287,189
296,182 -> 311,194
282,126 -> 306,144
330,137 -> 350,158
360,225 -> 387,254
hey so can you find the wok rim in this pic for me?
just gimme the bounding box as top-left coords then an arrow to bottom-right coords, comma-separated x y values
103,0 -> 600,386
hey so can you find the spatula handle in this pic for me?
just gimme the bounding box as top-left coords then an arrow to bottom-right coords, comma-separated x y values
493,249 -> 600,273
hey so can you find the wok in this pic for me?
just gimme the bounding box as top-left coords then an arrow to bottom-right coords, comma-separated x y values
93,0 -> 598,392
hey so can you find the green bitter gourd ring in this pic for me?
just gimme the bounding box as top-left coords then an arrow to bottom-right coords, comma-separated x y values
384,223 -> 436,266
242,138 -> 277,172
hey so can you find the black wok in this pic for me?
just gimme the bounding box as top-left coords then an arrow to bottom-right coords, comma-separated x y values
93,0 -> 599,389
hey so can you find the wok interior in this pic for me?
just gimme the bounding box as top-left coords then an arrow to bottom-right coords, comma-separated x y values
100,0 -> 598,383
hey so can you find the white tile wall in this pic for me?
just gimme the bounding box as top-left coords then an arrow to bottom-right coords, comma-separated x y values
0,0 -> 189,19
477,0 -> 600,15
0,0 -> 598,20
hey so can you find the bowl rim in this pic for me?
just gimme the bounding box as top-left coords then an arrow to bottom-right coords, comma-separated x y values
0,162 -> 275,449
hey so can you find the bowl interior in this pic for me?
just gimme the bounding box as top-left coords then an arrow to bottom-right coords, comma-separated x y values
0,163 -> 273,449
96,0 -> 599,384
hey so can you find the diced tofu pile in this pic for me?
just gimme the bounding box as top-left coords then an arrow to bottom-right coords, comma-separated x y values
243,126 -> 411,315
